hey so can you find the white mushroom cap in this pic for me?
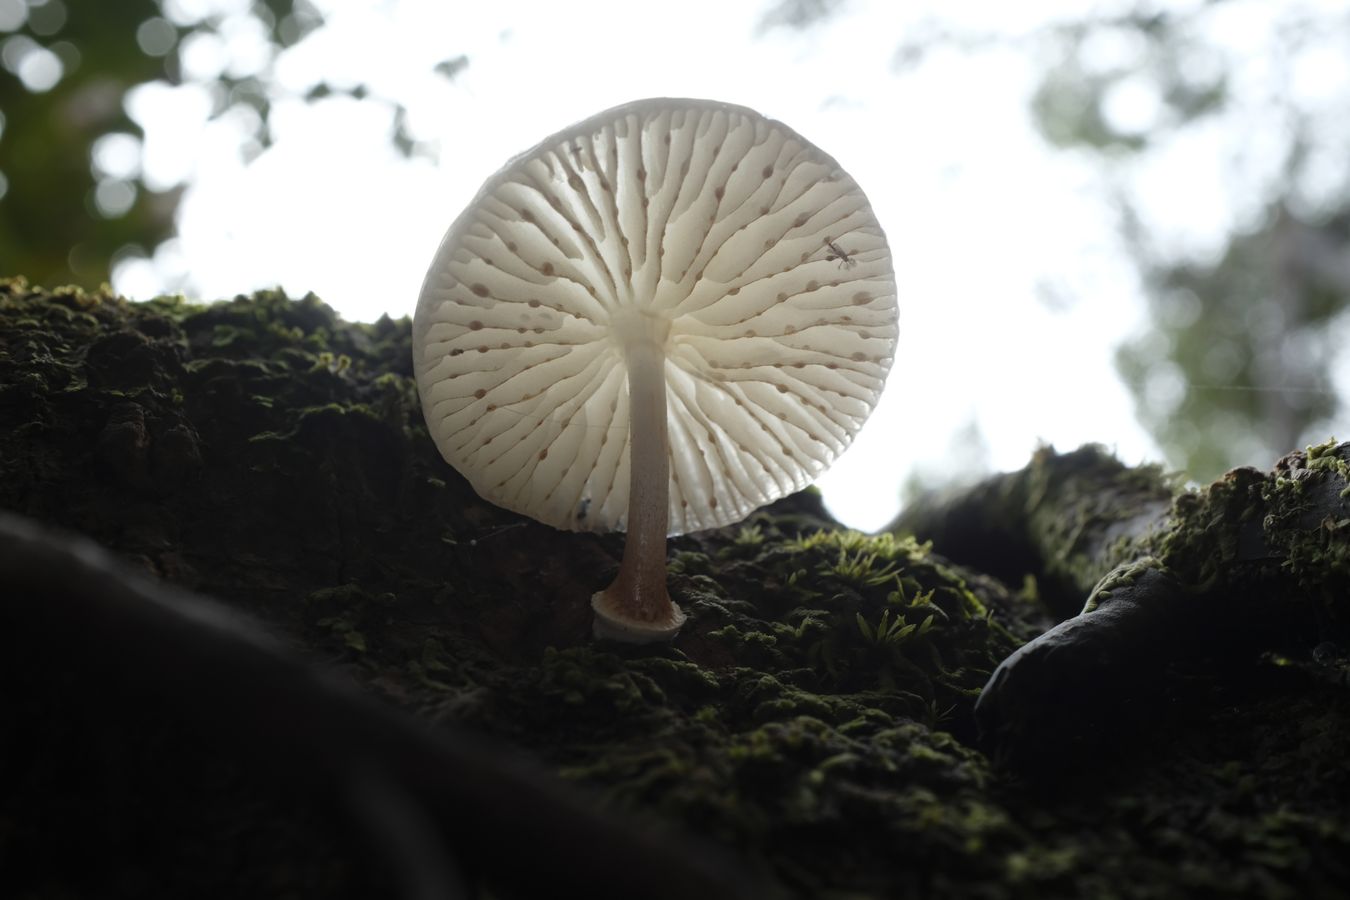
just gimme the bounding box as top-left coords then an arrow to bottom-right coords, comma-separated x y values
414,98 -> 897,536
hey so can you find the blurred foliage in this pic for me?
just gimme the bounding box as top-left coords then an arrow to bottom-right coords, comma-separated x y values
776,0 -> 1350,481
1028,10 -> 1227,154
0,0 -> 464,291
1029,4 -> 1350,479
1116,202 -> 1349,478
2,0 -> 170,289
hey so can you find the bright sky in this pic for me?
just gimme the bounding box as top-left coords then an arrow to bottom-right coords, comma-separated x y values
103,0 -> 1346,530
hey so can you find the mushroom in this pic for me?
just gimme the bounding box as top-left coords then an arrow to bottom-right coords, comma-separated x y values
413,98 -> 897,643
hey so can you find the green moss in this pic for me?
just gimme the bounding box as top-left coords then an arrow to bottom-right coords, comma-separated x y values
1306,438 -> 1350,499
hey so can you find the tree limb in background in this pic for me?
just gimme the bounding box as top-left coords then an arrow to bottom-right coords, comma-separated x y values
967,442 -> 1350,768
890,444 -> 1175,620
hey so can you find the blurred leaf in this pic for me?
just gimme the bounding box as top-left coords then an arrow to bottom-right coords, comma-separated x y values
756,0 -> 846,34
434,54 -> 467,80
1030,63 -> 1149,152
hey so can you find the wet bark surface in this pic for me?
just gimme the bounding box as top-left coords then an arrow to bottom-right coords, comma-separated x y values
2,277 -> 1348,899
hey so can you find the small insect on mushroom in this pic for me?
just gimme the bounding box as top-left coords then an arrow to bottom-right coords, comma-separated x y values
823,237 -> 857,269
413,98 -> 898,644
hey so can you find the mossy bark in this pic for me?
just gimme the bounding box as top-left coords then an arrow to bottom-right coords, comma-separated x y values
2,277 -> 1348,899
890,444 -> 1177,618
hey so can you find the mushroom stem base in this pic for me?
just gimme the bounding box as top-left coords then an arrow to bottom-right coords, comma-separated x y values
590,589 -> 687,643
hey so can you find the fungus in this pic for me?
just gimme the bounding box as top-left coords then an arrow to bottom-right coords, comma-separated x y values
413,98 -> 897,643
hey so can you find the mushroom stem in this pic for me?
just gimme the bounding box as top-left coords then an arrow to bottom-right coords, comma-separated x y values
591,329 -> 687,642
